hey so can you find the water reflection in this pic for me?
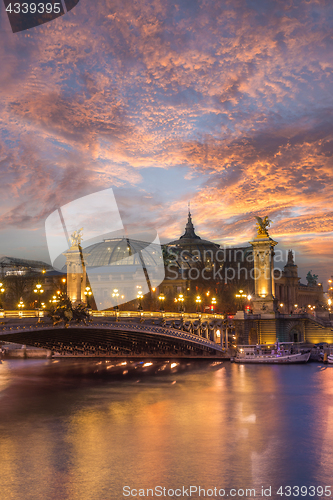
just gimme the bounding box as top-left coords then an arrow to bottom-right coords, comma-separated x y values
0,360 -> 333,500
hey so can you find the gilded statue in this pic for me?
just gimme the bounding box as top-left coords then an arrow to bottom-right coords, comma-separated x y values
255,216 -> 272,237
70,228 -> 83,247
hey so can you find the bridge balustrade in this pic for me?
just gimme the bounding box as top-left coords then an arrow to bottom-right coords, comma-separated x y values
0,310 -> 225,321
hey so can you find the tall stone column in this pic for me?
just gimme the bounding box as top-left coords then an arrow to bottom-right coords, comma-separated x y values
250,216 -> 278,315
64,242 -> 87,305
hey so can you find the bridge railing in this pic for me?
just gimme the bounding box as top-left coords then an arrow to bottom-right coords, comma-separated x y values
0,310 -> 225,321
0,310 -> 43,319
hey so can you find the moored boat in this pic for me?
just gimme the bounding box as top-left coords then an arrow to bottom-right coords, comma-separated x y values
232,342 -> 311,364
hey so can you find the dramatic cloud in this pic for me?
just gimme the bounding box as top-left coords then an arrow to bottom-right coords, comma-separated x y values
0,0 -> 333,279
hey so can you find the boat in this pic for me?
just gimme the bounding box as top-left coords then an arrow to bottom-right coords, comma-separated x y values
327,354 -> 333,364
232,342 -> 311,364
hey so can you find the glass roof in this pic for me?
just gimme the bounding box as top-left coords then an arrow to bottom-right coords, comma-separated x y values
83,237 -> 162,268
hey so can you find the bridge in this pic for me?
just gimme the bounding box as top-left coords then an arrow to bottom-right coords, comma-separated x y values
0,311 -> 231,358
2,308 -> 332,357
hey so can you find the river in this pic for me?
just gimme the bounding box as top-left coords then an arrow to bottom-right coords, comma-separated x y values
0,359 -> 333,500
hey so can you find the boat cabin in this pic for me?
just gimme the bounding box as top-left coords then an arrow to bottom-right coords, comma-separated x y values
237,343 -> 298,359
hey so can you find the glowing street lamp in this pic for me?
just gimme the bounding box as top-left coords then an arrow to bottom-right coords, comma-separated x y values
85,286 -> 93,308
34,283 -> 44,309
328,279 -> 333,297
158,293 -> 165,312
61,277 -> 66,292
177,293 -> 184,312
235,289 -> 247,310
211,296 -> 217,313
0,282 -> 5,309
195,295 -> 202,312
137,290 -> 143,311
18,297 -> 25,317
112,288 -> 119,311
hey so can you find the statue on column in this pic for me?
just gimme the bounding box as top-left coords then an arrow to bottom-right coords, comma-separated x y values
255,216 -> 272,237
70,228 -> 83,247
65,228 -> 86,305
250,216 -> 278,314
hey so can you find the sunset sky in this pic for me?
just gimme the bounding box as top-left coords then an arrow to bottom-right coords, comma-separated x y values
0,0 -> 333,283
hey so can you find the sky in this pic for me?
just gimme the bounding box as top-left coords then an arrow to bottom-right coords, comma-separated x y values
0,0 -> 333,283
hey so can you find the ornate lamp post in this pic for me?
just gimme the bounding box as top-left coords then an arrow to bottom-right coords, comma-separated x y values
84,286 -> 93,308
34,283 -> 44,320
177,293 -> 184,312
137,290 -> 143,311
34,283 -> 44,306
211,296 -> 217,312
235,289 -> 247,310
0,282 -> 5,309
34,283 -> 44,322
18,297 -> 25,317
158,293 -> 165,312
195,295 -> 202,312
112,288 -> 119,311
61,277 -> 66,293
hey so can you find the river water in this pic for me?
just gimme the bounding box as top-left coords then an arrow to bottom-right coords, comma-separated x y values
0,359 -> 333,500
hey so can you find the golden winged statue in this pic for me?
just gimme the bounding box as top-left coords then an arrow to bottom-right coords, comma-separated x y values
255,216 -> 272,237
70,228 -> 83,247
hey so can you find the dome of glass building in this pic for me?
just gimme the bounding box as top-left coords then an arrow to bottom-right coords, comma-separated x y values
83,237 -> 162,268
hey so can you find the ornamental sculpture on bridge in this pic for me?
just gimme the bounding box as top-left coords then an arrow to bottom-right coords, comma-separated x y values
70,228 -> 83,247
255,216 -> 272,237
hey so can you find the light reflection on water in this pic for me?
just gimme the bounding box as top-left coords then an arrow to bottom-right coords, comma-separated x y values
0,360 -> 333,500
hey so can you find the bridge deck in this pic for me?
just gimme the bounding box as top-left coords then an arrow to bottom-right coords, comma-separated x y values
0,318 -> 225,358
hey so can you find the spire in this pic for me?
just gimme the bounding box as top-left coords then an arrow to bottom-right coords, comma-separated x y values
180,207 -> 201,240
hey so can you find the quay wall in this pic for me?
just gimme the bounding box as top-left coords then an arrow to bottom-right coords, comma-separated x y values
1,347 -> 52,359
234,314 -> 333,345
